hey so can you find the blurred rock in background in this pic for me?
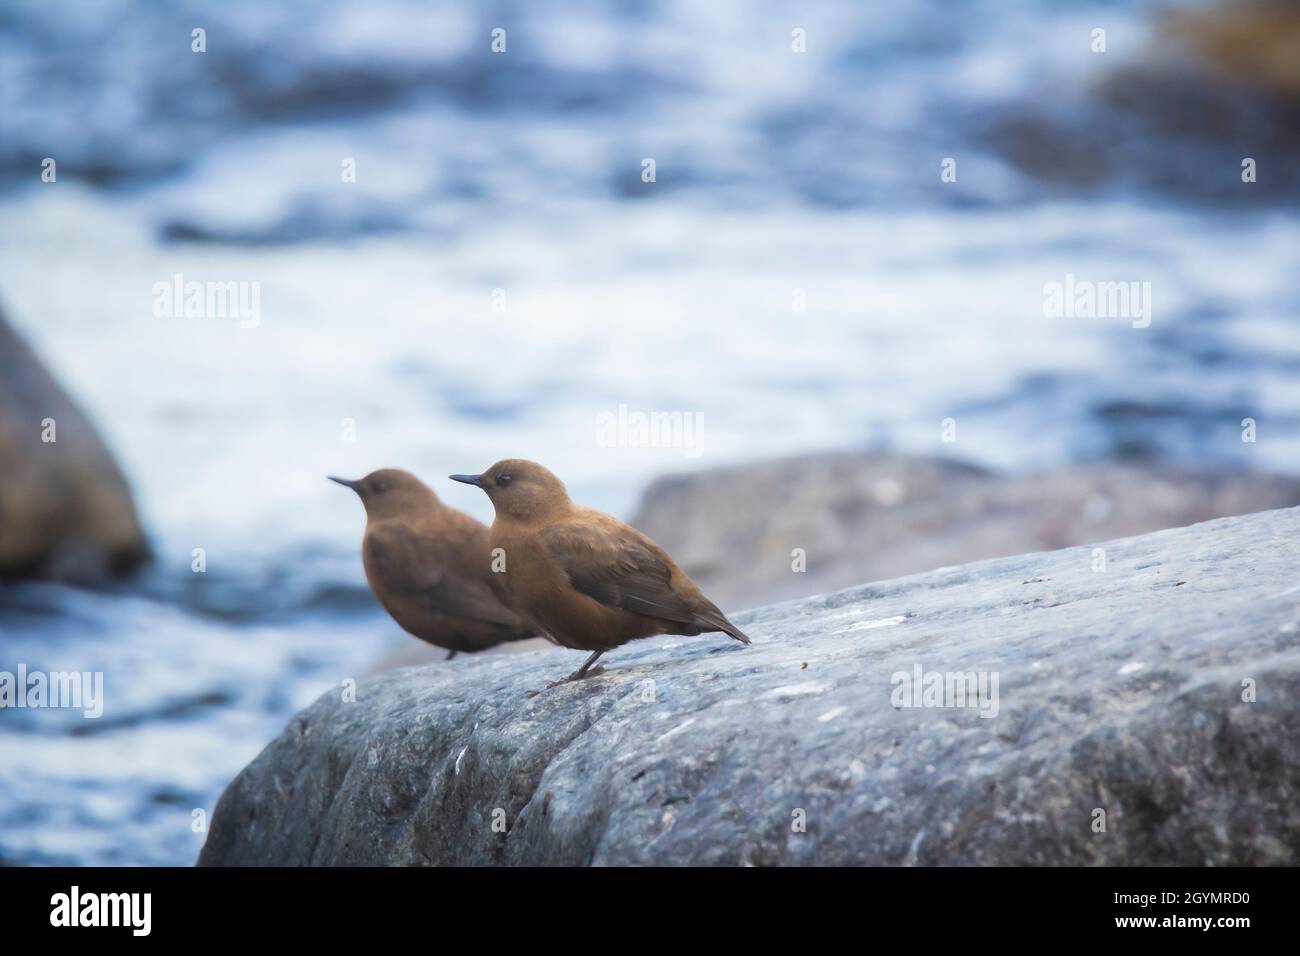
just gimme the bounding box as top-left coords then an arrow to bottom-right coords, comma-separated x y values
1164,0 -> 1300,97
984,0 -> 1300,203
0,305 -> 149,585
632,451 -> 1300,609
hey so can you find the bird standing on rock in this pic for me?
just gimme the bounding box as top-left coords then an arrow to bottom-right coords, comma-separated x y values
329,468 -> 535,657
449,459 -> 750,690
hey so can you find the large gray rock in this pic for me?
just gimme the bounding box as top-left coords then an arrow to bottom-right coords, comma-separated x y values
631,452 -> 1300,609
200,506 -> 1300,866
0,308 -> 149,583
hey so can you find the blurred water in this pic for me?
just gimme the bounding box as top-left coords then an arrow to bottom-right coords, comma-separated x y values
2,0 -> 1299,865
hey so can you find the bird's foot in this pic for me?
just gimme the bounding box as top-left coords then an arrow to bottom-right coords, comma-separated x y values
525,678 -> 567,698
524,665 -> 606,697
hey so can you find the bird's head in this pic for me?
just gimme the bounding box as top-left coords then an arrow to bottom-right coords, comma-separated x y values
449,459 -> 570,522
328,468 -> 437,519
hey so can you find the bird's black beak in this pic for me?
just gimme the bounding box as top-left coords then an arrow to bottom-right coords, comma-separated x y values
328,476 -> 359,490
449,474 -> 485,488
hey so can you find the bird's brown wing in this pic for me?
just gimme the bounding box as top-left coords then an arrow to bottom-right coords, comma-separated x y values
539,521 -> 702,625
365,522 -> 524,629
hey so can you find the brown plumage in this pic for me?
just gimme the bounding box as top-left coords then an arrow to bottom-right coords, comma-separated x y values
329,468 -> 534,657
449,459 -> 749,688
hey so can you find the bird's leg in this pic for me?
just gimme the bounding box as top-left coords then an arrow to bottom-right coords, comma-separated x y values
570,650 -> 605,681
445,650 -> 458,662
526,651 -> 606,696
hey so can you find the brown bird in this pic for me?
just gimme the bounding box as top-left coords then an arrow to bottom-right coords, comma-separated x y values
449,459 -> 749,689
329,468 -> 534,658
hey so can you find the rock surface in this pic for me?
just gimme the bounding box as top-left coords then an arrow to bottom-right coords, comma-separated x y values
0,307 -> 149,583
631,452 -> 1300,609
201,506 -> 1300,866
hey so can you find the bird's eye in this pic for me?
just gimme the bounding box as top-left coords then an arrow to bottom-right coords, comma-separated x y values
372,481 -> 388,493
496,474 -> 512,486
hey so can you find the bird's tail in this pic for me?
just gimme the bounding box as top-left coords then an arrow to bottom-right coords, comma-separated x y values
720,618 -> 752,645
696,606 -> 751,644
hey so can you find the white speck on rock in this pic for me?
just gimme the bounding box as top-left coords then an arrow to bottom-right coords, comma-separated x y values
656,718 -> 695,743
769,683 -> 827,698
818,705 -> 848,722
905,828 -> 926,866
835,615 -> 906,634
1118,661 -> 1145,676
454,746 -> 468,775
